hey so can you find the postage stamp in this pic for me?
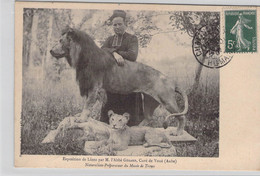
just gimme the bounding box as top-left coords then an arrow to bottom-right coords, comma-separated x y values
225,10 -> 257,53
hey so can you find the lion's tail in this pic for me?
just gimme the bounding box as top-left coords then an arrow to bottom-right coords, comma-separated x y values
163,86 -> 188,129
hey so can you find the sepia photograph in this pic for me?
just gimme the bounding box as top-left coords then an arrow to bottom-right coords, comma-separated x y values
21,7 -> 219,157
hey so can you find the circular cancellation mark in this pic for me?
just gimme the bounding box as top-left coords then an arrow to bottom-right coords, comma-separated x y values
192,25 -> 233,69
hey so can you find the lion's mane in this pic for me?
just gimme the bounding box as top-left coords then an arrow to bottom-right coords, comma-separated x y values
65,28 -> 115,96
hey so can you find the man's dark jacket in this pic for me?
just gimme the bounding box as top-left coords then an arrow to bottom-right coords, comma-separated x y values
101,32 -> 138,61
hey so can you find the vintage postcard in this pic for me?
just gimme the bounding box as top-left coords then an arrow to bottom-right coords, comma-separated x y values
15,2 -> 260,170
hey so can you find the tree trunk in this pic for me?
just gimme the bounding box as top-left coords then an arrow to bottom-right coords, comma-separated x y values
42,11 -> 54,79
22,9 -> 33,70
28,10 -> 39,68
192,55 -> 206,92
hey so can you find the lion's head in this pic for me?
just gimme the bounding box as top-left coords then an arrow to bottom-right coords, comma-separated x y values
50,27 -> 82,67
108,110 -> 130,130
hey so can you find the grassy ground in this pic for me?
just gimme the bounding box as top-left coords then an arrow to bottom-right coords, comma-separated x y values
21,67 -> 219,157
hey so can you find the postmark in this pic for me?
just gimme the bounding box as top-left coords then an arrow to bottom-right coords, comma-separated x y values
192,25 -> 233,69
225,10 -> 257,53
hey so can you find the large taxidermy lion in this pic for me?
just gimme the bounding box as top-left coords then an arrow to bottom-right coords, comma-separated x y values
50,27 -> 188,136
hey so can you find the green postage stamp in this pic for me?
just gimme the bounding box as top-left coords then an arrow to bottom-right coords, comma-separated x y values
225,10 -> 257,53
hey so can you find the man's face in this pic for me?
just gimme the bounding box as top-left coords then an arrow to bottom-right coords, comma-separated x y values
112,17 -> 126,35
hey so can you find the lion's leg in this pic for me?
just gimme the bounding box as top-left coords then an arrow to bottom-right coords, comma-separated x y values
139,94 -> 159,126
76,96 -> 96,123
77,87 -> 106,122
42,116 -> 81,143
174,115 -> 186,136
164,101 -> 186,136
165,110 -> 186,136
158,92 -> 186,136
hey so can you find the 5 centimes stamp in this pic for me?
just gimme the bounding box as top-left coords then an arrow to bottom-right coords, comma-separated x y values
225,10 -> 257,53
192,24 -> 233,69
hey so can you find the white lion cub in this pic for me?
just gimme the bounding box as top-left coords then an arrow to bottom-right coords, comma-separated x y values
105,110 -> 172,151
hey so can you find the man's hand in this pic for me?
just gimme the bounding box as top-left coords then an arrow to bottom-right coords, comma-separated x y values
113,52 -> 124,66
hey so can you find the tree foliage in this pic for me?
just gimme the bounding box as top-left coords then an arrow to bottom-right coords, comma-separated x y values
128,11 -> 161,48
22,9 -> 220,83
169,11 -> 220,91
170,11 -> 220,56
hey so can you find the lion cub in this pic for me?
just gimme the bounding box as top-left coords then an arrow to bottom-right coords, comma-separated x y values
106,110 -> 172,151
